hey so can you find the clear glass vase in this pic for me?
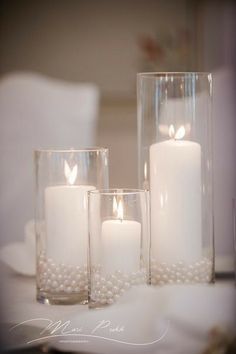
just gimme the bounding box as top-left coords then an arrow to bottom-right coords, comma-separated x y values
88,189 -> 150,308
137,72 -> 214,285
35,148 -> 109,304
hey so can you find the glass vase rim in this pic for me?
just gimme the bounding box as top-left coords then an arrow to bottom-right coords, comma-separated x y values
88,188 -> 148,196
34,147 -> 109,154
137,71 -> 212,78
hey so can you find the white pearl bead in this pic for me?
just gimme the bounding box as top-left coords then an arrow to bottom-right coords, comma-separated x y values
117,280 -> 123,288
94,273 -> 100,281
106,281 -> 113,289
59,284 -> 64,291
109,275 -> 116,283
112,286 -> 119,294
106,290 -> 113,298
124,282 -> 130,289
64,279 -> 70,286
52,280 -> 58,288
71,280 -> 76,287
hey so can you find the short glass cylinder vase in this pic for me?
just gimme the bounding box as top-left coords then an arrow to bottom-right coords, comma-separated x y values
35,148 -> 109,305
88,189 -> 150,308
137,72 -> 214,285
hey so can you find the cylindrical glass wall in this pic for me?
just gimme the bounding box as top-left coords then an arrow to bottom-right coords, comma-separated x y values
35,148 -> 109,304
137,72 -> 214,285
88,189 -> 149,308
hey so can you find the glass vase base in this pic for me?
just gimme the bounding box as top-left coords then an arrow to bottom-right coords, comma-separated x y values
89,267 -> 147,308
151,257 -> 214,285
88,299 -> 109,309
37,290 -> 88,305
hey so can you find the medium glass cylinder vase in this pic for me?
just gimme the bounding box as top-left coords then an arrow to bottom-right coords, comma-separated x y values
35,148 -> 109,304
137,72 -> 214,285
88,189 -> 150,308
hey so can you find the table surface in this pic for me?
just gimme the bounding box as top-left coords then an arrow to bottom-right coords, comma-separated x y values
0,264 -> 235,354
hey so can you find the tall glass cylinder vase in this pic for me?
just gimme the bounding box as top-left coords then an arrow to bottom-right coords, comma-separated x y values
35,148 -> 109,304
137,72 -> 214,285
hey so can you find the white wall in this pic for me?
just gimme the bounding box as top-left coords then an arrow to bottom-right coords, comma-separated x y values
0,0 -> 194,98
201,1 -> 236,269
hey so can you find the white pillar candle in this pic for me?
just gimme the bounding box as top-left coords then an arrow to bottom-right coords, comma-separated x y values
45,161 -> 95,266
101,199 -> 141,274
45,185 -> 95,266
150,126 -> 202,264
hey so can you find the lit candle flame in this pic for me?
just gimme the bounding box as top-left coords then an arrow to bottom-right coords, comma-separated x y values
113,196 -> 118,214
117,200 -> 123,220
169,125 -> 185,140
175,126 -> 185,140
169,124 -> 175,139
64,161 -> 78,185
113,196 -> 123,221
144,162 -> 147,180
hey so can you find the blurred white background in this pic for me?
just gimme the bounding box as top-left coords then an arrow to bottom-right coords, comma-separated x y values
0,0 -> 235,270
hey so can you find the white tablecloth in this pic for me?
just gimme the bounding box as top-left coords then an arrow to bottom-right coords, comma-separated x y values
1,264 -> 235,354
